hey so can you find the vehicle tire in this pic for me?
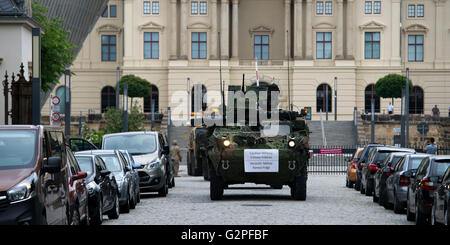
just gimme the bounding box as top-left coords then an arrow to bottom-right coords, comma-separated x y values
171,176 -> 175,188
91,199 -> 103,225
373,190 -> 379,203
210,164 -> 224,200
158,177 -> 169,197
365,180 -> 372,196
360,181 -> 366,194
348,181 -> 354,188
444,207 -> 448,226
406,196 -> 415,221
130,189 -> 136,210
415,200 -> 428,225
107,193 -> 120,219
355,176 -> 361,191
70,205 -> 81,226
345,178 -> 349,188
120,191 -> 130,213
136,188 -> 141,203
291,167 -> 307,201
393,191 -> 403,214
379,188 -> 387,207
202,157 -> 210,181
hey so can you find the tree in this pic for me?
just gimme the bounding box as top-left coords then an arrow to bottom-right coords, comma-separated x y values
103,105 -> 145,134
31,1 -> 75,92
119,74 -> 151,105
374,74 -> 413,105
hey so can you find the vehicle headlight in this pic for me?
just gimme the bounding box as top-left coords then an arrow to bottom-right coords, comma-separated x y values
7,173 -> 37,203
87,182 -> 97,195
146,159 -> 161,170
223,139 -> 231,147
288,140 -> 296,148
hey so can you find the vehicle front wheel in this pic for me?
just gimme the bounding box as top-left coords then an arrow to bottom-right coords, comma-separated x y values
393,192 -> 403,214
406,197 -> 415,221
120,191 -> 130,213
415,201 -> 428,225
348,181 -> 354,188
291,167 -> 307,201
444,207 -> 448,226
158,177 -> 169,197
355,176 -> 361,191
70,205 -> 81,226
210,165 -> 224,200
107,193 -> 120,219
91,199 -> 103,225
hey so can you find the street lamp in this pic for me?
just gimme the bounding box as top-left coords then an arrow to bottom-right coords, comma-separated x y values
187,77 -> 190,124
64,69 -> 71,136
334,77 -> 337,121
31,28 -> 41,125
123,83 -> 128,132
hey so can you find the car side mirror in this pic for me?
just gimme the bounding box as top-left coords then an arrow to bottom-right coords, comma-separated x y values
125,166 -> 132,172
133,163 -> 142,169
73,171 -> 87,181
43,157 -> 62,173
100,170 -> 111,177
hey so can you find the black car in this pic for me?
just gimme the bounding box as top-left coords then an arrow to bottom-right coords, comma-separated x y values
373,152 -> 412,203
354,144 -> 385,191
405,155 -> 450,225
119,150 -> 141,203
75,154 -> 120,224
361,147 -> 415,196
432,164 -> 450,225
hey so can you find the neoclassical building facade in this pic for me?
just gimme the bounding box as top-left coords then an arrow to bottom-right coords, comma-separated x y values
45,0 -> 450,120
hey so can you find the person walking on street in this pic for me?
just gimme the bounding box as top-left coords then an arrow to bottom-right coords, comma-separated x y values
170,140 -> 182,177
423,138 -> 438,154
388,102 -> 393,115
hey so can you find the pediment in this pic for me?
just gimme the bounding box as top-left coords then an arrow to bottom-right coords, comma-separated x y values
359,20 -> 386,31
97,24 -> 122,34
403,24 -> 428,33
138,21 -> 165,31
249,25 -> 274,36
187,22 -> 211,30
312,22 -> 336,30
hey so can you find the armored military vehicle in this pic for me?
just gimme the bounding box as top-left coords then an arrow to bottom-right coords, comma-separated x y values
204,83 -> 310,200
187,126 -> 210,180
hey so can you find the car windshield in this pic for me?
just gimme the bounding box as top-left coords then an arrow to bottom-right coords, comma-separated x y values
408,157 -> 427,170
0,130 -> 37,170
432,160 -> 450,177
98,154 -> 122,172
390,156 -> 403,168
75,156 -> 94,178
103,134 -> 157,155
373,151 -> 391,163
261,125 -> 291,137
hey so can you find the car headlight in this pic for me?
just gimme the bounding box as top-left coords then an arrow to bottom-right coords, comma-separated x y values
223,139 -> 231,147
7,173 -> 37,203
87,182 -> 97,195
288,140 -> 296,148
146,159 -> 161,170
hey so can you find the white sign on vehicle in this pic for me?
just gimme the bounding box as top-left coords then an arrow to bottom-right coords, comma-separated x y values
244,149 -> 279,173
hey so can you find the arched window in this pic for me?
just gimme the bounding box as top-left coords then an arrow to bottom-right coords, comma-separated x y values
316,84 -> 332,113
191,84 -> 207,112
54,86 -> 68,114
101,86 -> 116,113
144,85 -> 159,113
364,84 -> 380,113
409,86 -> 424,114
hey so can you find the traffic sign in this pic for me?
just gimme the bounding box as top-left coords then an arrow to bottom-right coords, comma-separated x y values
51,95 -> 60,105
417,122 -> 429,135
51,112 -> 61,122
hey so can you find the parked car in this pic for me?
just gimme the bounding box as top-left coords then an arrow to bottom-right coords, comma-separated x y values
373,152 -> 413,203
119,150 -> 141,203
346,148 -> 364,188
383,154 -> 428,213
69,138 -> 98,152
76,150 -> 135,213
0,125 -> 75,225
360,147 -> 415,196
102,132 -> 172,197
431,164 -> 450,225
405,155 -> 450,224
65,146 -> 89,225
74,154 -> 120,224
355,144 -> 385,191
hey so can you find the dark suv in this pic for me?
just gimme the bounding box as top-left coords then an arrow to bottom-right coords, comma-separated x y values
354,144 -> 385,191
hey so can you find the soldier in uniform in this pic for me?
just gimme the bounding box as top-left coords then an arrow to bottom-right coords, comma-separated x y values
170,140 -> 182,177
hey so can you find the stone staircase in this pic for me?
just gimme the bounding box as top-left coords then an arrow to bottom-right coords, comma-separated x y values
306,120 -> 357,146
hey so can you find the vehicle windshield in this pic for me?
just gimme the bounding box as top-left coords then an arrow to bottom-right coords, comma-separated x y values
75,156 -> 94,179
408,157 -> 427,170
0,130 -> 37,170
103,134 -> 157,155
373,151 -> 391,163
390,156 -> 404,168
261,125 -> 291,137
98,154 -> 122,172
432,160 -> 450,177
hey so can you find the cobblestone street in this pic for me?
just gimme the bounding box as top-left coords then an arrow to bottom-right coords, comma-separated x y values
104,165 -> 412,225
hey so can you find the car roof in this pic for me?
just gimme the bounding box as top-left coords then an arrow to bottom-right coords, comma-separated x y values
375,147 -> 415,152
75,150 -> 117,155
103,131 -> 158,138
428,155 -> 450,161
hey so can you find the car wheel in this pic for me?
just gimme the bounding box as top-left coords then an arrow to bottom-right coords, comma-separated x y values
355,176 -> 361,191
415,200 -> 427,225
393,191 -> 403,214
406,196 -> 415,221
210,164 -> 224,200
91,199 -> 103,225
130,188 -> 136,209
379,188 -> 387,207
431,203 -> 437,225
70,205 -> 81,226
365,180 -> 372,196
81,204 -> 89,226
120,191 -> 130,213
158,177 -> 169,197
291,167 -> 307,201
137,188 -> 141,203
348,181 -> 354,188
345,178 -> 349,188
107,193 -> 120,219
171,176 -> 175,188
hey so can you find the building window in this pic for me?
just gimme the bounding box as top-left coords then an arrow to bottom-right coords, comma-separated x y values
144,32 -> 159,59
373,1 -> 381,14
101,86 -> 116,113
409,86 -> 424,114
364,32 -> 380,59
109,5 -> 117,17
364,84 -> 380,113
152,1 -> 159,14
199,1 -> 207,15
316,32 -> 332,59
408,5 -> 415,18
144,85 -> 159,113
191,1 -> 198,14
101,35 -> 116,61
365,1 -> 372,14
102,6 -> 108,17
254,35 -> 269,60
316,84 -> 332,113
144,1 -> 151,14
417,4 -> 424,17
325,1 -> 332,15
316,1 -> 323,14
408,35 -> 424,62
192,32 -> 207,59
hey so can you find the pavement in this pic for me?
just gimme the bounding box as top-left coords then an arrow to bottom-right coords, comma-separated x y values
103,165 -> 412,225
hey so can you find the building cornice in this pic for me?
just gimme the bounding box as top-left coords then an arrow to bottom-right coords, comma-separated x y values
97,24 -> 123,34
359,20 -> 386,31
138,21 -> 165,31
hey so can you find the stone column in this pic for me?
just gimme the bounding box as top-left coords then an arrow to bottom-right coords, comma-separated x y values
210,0 -> 218,59
335,0 -> 344,59
170,0 -> 178,59
220,0 -> 230,59
123,0 -> 133,58
434,0 -> 446,62
284,0 -> 291,58
294,0 -> 303,59
391,0 -> 400,60
231,0 -> 239,59
346,0 -> 354,59
305,0 -> 313,59
180,0 -> 188,59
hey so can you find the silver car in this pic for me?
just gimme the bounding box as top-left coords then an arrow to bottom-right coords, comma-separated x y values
384,154 -> 429,213
102,131 -> 172,197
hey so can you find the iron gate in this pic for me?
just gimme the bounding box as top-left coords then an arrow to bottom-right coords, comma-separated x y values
308,145 -> 360,175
